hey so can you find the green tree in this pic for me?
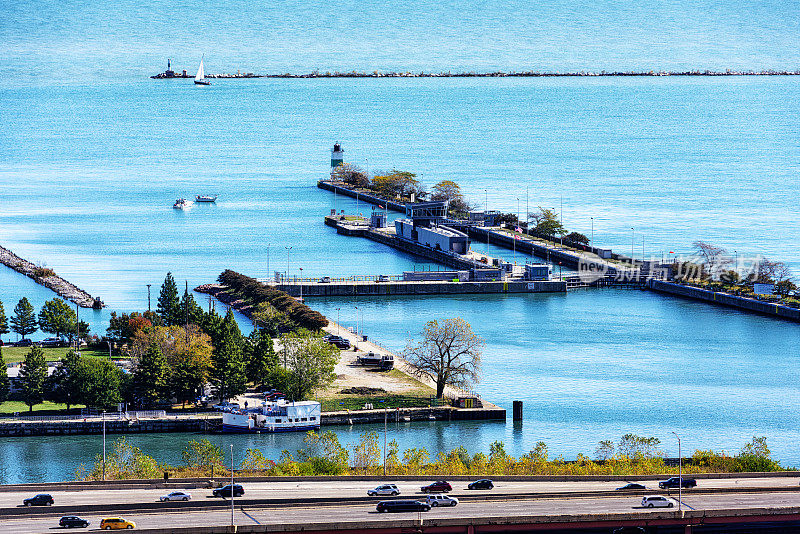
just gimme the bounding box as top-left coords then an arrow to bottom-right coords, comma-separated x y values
211,315 -> 247,401
10,297 -> 38,340
132,341 -> 169,408
529,207 -> 565,238
0,347 -> 9,403
178,287 -> 204,327
38,298 -> 76,340
19,346 -> 47,411
157,272 -> 181,326
181,439 -> 224,473
0,300 -> 9,339
279,330 -> 338,400
78,357 -> 123,409
251,302 -> 293,337
169,326 -> 213,407
48,350 -> 82,410
565,231 -> 590,245
245,329 -> 278,386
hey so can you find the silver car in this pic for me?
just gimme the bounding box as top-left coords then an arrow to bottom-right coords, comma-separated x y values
368,484 -> 400,496
160,491 -> 192,502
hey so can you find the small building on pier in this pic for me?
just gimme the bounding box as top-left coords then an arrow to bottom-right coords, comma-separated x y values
395,201 -> 470,255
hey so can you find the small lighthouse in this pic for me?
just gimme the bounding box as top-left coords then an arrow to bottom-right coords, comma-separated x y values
331,143 -> 344,170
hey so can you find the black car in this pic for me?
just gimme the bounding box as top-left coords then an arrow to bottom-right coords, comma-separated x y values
39,337 -> 64,348
467,479 -> 494,490
376,500 -> 432,513
15,339 -> 33,347
615,483 -> 646,491
212,484 -> 244,498
658,477 -> 697,489
23,493 -> 53,506
59,516 -> 90,528
325,336 -> 351,349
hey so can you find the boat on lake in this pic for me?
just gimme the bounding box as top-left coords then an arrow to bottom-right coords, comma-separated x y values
195,194 -> 217,202
194,56 -> 210,86
222,399 -> 321,433
173,198 -> 194,209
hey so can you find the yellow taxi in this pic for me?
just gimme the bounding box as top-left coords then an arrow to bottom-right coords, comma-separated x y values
100,517 -> 136,530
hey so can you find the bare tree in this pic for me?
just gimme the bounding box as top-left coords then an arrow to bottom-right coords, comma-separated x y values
692,241 -> 730,279
754,258 -> 791,284
403,318 -> 483,399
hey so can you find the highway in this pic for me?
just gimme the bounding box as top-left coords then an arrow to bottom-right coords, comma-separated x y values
0,476 -> 798,509
4,490 -> 800,533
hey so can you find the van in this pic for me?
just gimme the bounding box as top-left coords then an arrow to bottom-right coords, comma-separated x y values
641,495 -> 674,508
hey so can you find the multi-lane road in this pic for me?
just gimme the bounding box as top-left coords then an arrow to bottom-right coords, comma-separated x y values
2,477 -> 800,533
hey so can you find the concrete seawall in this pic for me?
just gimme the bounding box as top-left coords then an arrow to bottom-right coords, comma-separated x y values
648,279 -> 800,322
318,181 -> 406,212
278,279 -> 566,297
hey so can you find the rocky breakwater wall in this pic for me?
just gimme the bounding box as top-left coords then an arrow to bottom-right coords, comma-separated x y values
0,245 -> 103,308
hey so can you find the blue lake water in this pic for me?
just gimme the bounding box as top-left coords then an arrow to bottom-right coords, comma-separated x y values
1,0 -> 800,482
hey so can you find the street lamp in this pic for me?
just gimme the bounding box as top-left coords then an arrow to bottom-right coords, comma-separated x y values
230,443 -> 235,527
590,217 -> 594,253
146,284 -> 151,311
335,307 -> 341,336
672,431 -> 682,513
630,228 -> 635,262
266,243 -> 270,280
299,267 -> 303,302
284,246 -> 292,283
484,189 -> 490,248
102,411 -> 106,481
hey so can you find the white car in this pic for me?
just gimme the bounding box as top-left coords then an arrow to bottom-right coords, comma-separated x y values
641,495 -> 674,508
160,491 -> 192,502
367,484 -> 400,496
425,494 -> 459,507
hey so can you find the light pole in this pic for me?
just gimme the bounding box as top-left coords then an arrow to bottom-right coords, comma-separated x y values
267,243 -> 270,280
631,228 -> 635,262
590,217 -> 594,253
230,443 -> 235,527
383,405 -> 388,476
526,186 -> 529,231
284,246 -> 292,283
146,284 -> 151,311
672,431 -> 682,513
354,306 -> 360,338
102,411 -> 106,481
299,267 -> 303,302
335,307 -> 341,336
484,189 -> 490,248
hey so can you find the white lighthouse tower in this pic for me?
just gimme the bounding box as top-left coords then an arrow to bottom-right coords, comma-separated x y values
330,143 -> 344,175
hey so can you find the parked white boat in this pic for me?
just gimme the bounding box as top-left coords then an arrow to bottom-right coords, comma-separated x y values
194,56 -> 210,85
195,194 -> 217,202
173,198 -> 194,209
222,400 -> 321,433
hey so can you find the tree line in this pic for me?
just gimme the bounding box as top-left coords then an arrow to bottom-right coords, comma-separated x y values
0,272 -> 338,412
0,297 -> 90,342
79,433 -> 784,481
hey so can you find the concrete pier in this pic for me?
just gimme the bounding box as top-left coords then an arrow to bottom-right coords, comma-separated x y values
277,278 -> 566,297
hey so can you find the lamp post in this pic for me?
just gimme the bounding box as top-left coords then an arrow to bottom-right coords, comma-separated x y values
630,228 -> 635,262
672,431 -> 682,513
284,246 -> 292,283
299,267 -> 303,302
383,405 -> 388,476
102,411 -> 106,481
146,284 -> 151,311
335,307 -> 341,336
267,243 -> 270,280
230,443 -> 235,527
590,217 -> 594,253
484,189 -> 490,248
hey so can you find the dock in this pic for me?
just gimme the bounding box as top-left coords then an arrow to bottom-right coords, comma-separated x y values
275,277 -> 565,297
0,244 -> 103,308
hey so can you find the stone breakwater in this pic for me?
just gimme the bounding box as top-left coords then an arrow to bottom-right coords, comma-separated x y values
0,245 -> 103,308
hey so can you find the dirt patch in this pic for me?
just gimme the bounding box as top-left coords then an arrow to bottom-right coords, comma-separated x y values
340,387 -> 387,395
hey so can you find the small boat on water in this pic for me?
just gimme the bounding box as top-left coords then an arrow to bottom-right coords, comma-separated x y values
194,56 -> 210,86
195,194 -> 217,202
222,399 -> 321,433
173,198 -> 194,209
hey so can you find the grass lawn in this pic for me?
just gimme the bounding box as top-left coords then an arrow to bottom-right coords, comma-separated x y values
1,346 -> 109,363
0,400 -> 86,415
319,394 -> 434,412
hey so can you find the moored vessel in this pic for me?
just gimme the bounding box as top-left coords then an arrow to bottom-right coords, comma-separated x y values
222,400 -> 321,433
195,194 -> 217,202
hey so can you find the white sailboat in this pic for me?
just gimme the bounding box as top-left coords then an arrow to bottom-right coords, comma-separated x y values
194,56 -> 210,85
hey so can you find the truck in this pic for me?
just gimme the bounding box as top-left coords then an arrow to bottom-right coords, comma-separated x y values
356,352 -> 394,370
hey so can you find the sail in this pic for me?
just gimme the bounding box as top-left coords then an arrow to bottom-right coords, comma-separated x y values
195,57 -> 205,81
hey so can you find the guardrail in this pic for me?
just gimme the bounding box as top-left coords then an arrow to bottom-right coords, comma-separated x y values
0,410 -> 168,422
